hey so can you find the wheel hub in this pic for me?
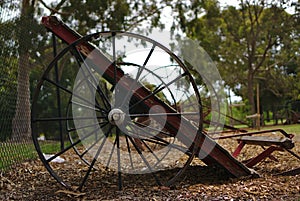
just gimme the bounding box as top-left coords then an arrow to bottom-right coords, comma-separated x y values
108,108 -> 125,126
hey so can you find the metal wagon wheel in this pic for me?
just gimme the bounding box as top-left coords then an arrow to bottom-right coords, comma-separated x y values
31,31 -> 203,191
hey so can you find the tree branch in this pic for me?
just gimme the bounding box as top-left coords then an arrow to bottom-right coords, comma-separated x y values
38,0 -> 70,15
254,35 -> 277,73
240,1 -> 251,61
124,5 -> 165,31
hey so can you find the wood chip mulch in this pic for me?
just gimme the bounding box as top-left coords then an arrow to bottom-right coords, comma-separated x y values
1,140 -> 299,201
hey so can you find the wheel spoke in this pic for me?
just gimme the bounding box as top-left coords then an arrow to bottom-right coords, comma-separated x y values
125,135 -> 134,169
79,127 -> 107,158
126,124 -> 170,140
119,44 -> 156,108
128,112 -> 200,118
67,121 -> 107,133
116,128 -> 122,190
127,122 -> 190,153
140,139 -> 160,161
141,137 -> 192,155
127,135 -> 162,186
71,100 -> 105,113
129,72 -> 188,110
45,123 -> 105,163
112,32 -> 117,87
129,120 -> 172,138
33,116 -> 107,122
105,131 -> 117,169
78,125 -> 113,191
126,123 -> 174,164
137,43 -> 156,80
73,47 -> 112,110
43,77 -> 104,111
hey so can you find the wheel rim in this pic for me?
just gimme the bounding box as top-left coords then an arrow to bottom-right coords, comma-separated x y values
31,31 -> 203,191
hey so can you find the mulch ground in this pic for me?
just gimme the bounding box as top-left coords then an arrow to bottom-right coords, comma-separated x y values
1,137 -> 299,200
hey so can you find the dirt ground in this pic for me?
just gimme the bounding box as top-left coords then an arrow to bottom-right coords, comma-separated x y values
1,138 -> 299,200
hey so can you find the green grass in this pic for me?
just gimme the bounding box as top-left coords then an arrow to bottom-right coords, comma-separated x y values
0,142 -> 37,170
230,119 -> 299,135
264,119 -> 279,126
261,124 -> 300,135
38,140 -> 73,154
0,140 -> 74,170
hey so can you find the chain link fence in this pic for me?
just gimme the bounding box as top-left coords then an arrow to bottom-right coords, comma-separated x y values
0,1 -> 55,170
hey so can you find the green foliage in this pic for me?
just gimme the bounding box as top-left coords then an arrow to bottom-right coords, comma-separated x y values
0,19 -> 18,141
56,0 -> 169,34
182,0 -> 300,116
0,57 -> 17,141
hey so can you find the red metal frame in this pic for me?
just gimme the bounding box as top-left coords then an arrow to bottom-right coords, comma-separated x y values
232,141 -> 246,158
244,146 -> 281,168
229,129 -> 299,171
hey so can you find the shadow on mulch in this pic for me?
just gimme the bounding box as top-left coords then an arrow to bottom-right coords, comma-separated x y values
81,164 -> 238,191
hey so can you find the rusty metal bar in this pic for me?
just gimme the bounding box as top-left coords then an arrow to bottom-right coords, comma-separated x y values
245,146 -> 280,168
216,129 -> 293,140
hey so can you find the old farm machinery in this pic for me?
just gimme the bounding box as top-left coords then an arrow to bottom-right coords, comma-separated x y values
31,16 -> 300,191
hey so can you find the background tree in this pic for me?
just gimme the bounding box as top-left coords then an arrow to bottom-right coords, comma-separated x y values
8,0 -> 49,141
181,0 -> 300,122
11,0 -> 36,141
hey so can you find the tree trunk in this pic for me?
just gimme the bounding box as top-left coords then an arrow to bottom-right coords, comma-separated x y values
266,110 -> 270,122
11,0 -> 35,141
12,52 -> 31,141
247,71 -> 256,127
247,74 -> 256,114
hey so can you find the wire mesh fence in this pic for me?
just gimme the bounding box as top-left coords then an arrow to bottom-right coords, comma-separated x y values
1,1 -> 32,170
0,1 -> 55,170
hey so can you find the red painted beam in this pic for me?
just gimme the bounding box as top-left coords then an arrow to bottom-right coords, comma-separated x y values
232,142 -> 246,158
